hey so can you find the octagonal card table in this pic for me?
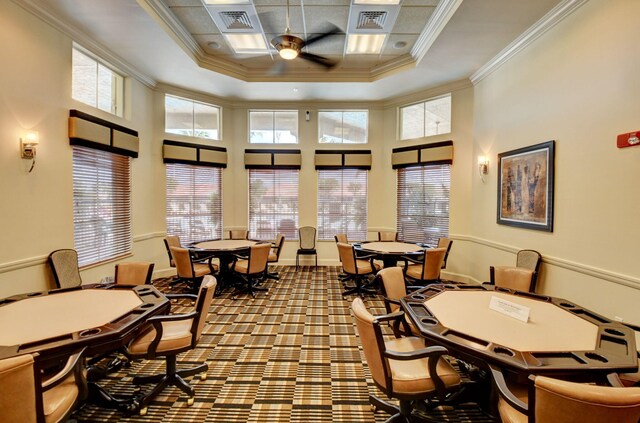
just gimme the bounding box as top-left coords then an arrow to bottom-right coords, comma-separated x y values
400,283 -> 638,379
354,241 -> 426,268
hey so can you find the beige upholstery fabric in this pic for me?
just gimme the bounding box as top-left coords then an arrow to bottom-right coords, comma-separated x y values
268,234 -> 285,263
234,243 -> 271,275
0,354 -> 37,423
229,230 -> 249,240
334,233 -> 348,244
164,235 -> 181,267
497,381 -> 528,423
498,376 -> 640,423
436,237 -> 453,269
405,247 -> 447,281
115,262 -> 154,285
48,249 -> 82,289
378,231 -> 398,242
493,266 -> 535,292
516,250 -> 541,271
379,267 -> 420,335
336,242 -> 379,275
170,247 -> 216,278
43,373 -> 80,423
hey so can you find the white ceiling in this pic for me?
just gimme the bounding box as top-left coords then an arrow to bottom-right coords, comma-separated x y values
28,0 -> 564,102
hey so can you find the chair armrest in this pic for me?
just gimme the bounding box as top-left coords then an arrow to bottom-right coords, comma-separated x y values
401,255 -> 424,265
489,365 -> 528,415
607,372 -> 626,387
385,345 -> 448,361
383,297 -> 401,306
166,294 -> 198,301
42,347 -> 86,391
373,310 -> 405,323
356,252 -> 378,260
406,285 -> 423,292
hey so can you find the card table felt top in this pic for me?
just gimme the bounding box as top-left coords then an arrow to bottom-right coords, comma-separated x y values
401,284 -> 638,377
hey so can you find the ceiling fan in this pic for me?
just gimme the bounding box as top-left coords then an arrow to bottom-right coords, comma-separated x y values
269,0 -> 341,69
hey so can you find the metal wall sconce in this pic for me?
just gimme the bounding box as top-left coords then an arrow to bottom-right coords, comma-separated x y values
478,156 -> 489,182
21,130 -> 39,173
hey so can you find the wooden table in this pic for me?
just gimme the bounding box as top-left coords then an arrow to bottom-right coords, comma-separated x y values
190,239 -> 258,292
354,241 -> 425,268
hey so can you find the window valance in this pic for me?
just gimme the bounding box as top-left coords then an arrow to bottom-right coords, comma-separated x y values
314,150 -> 372,170
391,141 -> 453,169
68,109 -> 139,158
163,140 -> 227,168
244,149 -> 301,169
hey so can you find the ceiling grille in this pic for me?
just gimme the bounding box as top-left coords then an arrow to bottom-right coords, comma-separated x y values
357,11 -> 387,30
219,11 -> 253,30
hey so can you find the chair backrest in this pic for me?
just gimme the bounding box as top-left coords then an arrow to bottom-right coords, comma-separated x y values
418,247 -> 447,280
436,238 -> 453,269
378,231 -> 398,242
336,242 -> 358,275
516,249 -> 542,273
170,246 -> 195,279
164,235 -> 181,267
244,243 -> 272,276
533,376 -> 640,423
48,249 -> 82,289
493,266 -> 535,292
378,267 -> 406,313
272,234 -> 285,260
193,275 -> 217,343
229,230 -> 249,240
351,298 -> 387,391
0,354 -> 37,423
115,262 -> 155,285
299,226 -> 316,250
334,233 -> 348,244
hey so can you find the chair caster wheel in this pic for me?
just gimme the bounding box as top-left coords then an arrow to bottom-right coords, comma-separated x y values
200,373 -> 207,381
139,407 -> 148,416
370,405 -> 376,412
187,397 -> 194,406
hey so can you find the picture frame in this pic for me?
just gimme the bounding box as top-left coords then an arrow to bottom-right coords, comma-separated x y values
497,140 -> 555,232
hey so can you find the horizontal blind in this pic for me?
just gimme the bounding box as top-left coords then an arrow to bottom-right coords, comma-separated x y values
73,146 -> 131,267
396,164 -> 450,245
249,169 -> 299,241
317,168 -> 368,241
166,163 -> 223,244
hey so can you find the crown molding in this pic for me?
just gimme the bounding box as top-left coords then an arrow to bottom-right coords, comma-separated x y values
411,0 -> 463,64
12,0 -> 156,88
470,0 -> 588,85
383,78 -> 472,108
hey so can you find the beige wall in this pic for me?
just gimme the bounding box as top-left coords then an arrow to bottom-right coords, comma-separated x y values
469,0 -> 640,322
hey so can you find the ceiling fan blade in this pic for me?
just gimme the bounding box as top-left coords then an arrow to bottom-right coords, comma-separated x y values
302,24 -> 342,48
298,52 -> 337,69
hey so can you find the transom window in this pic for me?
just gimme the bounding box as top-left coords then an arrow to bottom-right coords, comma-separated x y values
249,169 -> 299,241
317,168 -> 368,241
318,110 -> 368,144
165,95 -> 220,140
72,146 -> 131,267
165,163 -> 223,244
396,164 -> 450,245
400,94 -> 451,140
72,46 -> 124,117
249,110 -> 298,144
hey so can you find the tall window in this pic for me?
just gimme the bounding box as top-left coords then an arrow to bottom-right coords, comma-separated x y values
249,110 -> 298,144
165,95 -> 220,140
317,169 -> 368,241
72,46 -> 124,117
249,169 -> 299,241
400,94 -> 451,140
396,164 -> 450,245
165,164 -> 223,244
318,110 -> 368,144
73,146 -> 131,267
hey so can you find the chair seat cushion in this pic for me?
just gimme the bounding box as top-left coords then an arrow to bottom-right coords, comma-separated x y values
234,260 -> 249,274
385,337 -> 461,395
405,264 -> 436,281
354,259 -> 380,274
43,373 -> 79,423
268,253 -> 277,262
497,381 -> 528,423
193,262 -> 215,277
128,319 -> 194,356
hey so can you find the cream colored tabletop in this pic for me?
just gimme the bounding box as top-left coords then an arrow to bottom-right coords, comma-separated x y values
0,289 -> 142,345
424,290 -> 599,352
358,241 -> 424,254
193,240 -> 257,250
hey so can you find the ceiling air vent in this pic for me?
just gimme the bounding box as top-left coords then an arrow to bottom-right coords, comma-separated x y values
219,11 -> 253,30
357,11 -> 387,30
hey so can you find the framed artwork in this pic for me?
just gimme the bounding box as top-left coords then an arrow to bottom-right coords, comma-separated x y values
497,140 -> 555,232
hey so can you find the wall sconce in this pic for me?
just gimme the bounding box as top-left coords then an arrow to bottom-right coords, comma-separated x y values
21,130 -> 39,173
478,156 -> 489,182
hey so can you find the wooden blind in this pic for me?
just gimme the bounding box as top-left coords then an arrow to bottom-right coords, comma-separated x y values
165,163 -> 223,244
249,169 -> 299,241
317,168 -> 368,241
396,164 -> 450,245
73,146 -> 131,267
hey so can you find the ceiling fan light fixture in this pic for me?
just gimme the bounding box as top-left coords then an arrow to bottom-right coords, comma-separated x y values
272,34 -> 303,61
279,47 -> 299,60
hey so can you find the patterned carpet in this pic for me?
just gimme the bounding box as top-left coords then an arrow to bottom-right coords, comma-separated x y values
73,266 -> 496,423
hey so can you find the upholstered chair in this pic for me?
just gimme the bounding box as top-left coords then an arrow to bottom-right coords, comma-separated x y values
163,235 -> 181,268
229,229 -> 249,240
403,247 -> 447,285
377,231 -> 398,242
336,242 -> 380,297
170,246 -> 217,293
296,226 -> 317,269
265,234 -> 285,280
488,249 -> 542,292
48,249 -> 82,289
378,267 -> 422,336
490,266 -> 536,292
334,233 -> 348,244
114,262 -> 155,285
230,243 -> 271,300
436,237 -> 453,269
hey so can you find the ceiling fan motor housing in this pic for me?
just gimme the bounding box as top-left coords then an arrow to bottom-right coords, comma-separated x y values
272,34 -> 304,59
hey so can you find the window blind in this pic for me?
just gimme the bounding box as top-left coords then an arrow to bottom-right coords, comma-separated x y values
73,146 -> 131,267
249,169 -> 299,241
317,168 -> 368,241
396,164 -> 450,245
166,163 -> 223,244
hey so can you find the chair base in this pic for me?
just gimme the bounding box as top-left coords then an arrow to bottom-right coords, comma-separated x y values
231,275 -> 268,300
296,252 -> 318,270
342,275 -> 377,298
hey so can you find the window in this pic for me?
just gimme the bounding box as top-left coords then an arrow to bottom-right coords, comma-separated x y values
249,169 -> 299,241
400,94 -> 451,140
318,110 -> 368,144
72,47 -> 124,117
73,146 -> 131,267
249,110 -> 298,144
396,164 -> 450,245
166,164 -> 223,244
165,95 -> 220,140
317,169 -> 368,241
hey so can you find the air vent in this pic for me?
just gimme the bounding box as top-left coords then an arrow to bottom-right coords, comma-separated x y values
357,11 -> 387,30
219,11 -> 253,30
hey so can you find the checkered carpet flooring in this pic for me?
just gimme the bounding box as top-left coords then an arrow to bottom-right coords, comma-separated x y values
73,266 -> 496,423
